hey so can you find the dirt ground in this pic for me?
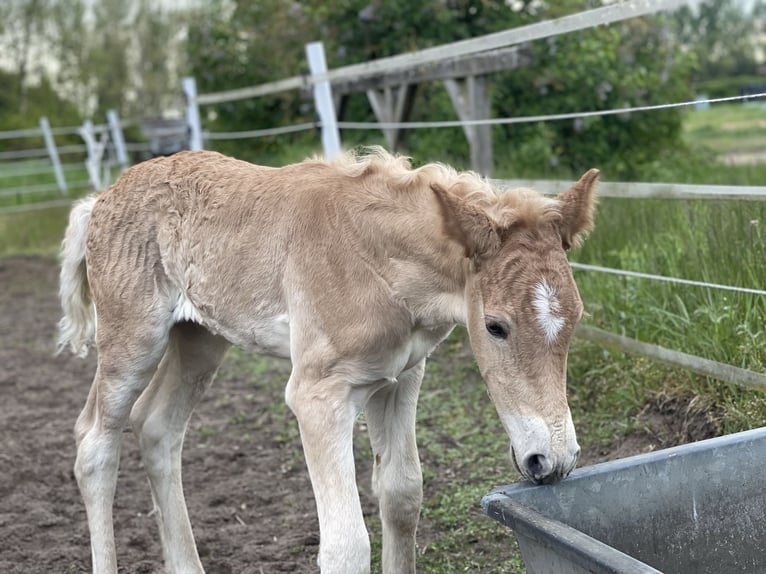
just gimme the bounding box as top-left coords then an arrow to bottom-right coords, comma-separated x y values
0,255 -> 329,573
0,256 -> 714,574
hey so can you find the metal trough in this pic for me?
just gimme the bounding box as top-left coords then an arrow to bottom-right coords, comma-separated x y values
482,427 -> 766,574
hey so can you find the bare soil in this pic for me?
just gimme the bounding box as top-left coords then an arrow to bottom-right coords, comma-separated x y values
0,255 -> 715,573
0,255 -> 324,573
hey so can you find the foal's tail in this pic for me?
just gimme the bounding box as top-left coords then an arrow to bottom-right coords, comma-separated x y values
57,195 -> 98,358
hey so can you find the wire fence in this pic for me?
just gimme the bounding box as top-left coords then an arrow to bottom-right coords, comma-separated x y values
335,92 -> 766,130
187,0 -> 766,389
0,112 -> 156,213
3,0 -> 764,388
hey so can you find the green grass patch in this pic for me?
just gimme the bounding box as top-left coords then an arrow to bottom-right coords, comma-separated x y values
0,159 -> 90,208
574,198 -> 766,372
0,158 -> 95,255
682,103 -> 766,156
0,205 -> 73,256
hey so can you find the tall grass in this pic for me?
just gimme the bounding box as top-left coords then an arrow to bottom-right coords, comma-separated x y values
566,141 -> 766,440
573,198 -> 766,372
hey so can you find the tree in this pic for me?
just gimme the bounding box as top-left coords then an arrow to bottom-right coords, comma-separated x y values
674,0 -> 765,80
495,11 -> 695,178
49,0 -> 89,112
185,0 -> 318,161
182,0 -> 698,177
0,0 -> 51,112
131,0 -> 185,117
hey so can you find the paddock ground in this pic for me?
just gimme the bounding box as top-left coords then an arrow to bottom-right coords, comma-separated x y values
0,255 -> 713,573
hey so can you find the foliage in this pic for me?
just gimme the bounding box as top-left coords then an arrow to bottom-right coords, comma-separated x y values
184,0 -> 319,163
0,0 -> 185,122
0,69 -> 82,152
674,0 -> 766,81
495,15 -> 695,179
184,1 -> 703,179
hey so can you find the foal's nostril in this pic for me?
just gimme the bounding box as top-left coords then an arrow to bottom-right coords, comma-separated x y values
524,453 -> 548,479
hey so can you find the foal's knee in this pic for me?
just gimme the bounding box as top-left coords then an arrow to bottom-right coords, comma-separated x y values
376,468 -> 423,533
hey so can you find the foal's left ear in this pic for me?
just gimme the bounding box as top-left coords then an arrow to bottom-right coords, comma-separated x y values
556,168 -> 599,250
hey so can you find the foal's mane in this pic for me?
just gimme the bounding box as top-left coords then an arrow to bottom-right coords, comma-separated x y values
318,146 -> 560,228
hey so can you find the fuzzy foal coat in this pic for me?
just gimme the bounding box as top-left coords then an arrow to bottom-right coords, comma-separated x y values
59,149 -> 598,574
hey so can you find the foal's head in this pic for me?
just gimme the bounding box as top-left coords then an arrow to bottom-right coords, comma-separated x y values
433,169 -> 599,484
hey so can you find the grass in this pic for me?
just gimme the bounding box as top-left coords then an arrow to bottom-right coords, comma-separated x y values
0,159 -> 91,208
0,158 -> 95,255
0,205 -> 73,256
683,103 -> 766,157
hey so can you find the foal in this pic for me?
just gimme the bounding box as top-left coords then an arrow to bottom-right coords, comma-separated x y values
58,148 -> 598,573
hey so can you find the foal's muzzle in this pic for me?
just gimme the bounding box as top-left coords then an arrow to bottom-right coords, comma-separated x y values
511,446 -> 580,485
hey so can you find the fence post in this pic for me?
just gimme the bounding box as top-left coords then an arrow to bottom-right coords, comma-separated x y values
107,109 -> 129,171
183,77 -> 203,151
305,41 -> 341,159
39,116 -> 67,194
444,76 -> 493,176
79,119 -> 105,190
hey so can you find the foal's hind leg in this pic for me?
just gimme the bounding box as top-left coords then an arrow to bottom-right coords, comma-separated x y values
74,314 -> 172,574
129,322 -> 230,573
364,360 -> 426,574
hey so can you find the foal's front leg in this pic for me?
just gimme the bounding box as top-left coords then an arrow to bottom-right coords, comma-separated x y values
364,360 -> 425,574
286,372 -> 370,574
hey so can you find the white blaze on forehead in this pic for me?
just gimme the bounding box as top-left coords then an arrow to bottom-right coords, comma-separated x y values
532,279 -> 565,344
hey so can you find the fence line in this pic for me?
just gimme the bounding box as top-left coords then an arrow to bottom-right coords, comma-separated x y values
0,182 -> 66,198
205,122 -> 317,140
336,92 -> 766,130
570,263 -> 766,297
0,144 -> 87,161
196,0 -> 691,106
499,179 -> 766,201
0,197 -> 76,215
576,325 -> 766,390
0,127 -> 44,140
197,92 -> 766,143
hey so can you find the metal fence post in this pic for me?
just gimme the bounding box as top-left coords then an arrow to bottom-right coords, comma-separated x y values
39,116 -> 67,194
183,77 -> 203,151
107,109 -> 129,171
306,41 -> 341,159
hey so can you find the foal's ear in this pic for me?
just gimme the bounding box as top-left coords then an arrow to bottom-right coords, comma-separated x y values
556,168 -> 599,250
431,183 -> 500,261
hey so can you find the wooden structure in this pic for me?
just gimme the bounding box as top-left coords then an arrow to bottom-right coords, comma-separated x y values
332,46 -> 531,176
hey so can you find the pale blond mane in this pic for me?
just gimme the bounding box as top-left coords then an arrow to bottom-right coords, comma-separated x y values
317,146 -> 561,228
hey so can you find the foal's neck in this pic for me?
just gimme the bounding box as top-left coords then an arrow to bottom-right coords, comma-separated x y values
341,183 -> 470,328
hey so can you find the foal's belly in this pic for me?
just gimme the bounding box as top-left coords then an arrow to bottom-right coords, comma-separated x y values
177,283 -> 453,377
177,295 -> 293,358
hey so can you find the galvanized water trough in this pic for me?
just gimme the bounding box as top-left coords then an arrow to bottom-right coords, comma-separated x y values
482,427 -> 766,574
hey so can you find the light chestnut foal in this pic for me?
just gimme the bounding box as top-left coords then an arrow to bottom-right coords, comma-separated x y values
58,147 -> 598,574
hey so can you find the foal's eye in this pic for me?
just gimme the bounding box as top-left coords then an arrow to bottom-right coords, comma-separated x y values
485,321 -> 508,339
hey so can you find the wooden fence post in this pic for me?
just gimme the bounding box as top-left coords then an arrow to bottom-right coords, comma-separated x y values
444,76 -> 493,176
366,84 -> 415,151
79,119 -> 107,190
107,110 -> 129,171
183,77 -> 203,151
306,41 -> 341,159
39,116 -> 67,194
